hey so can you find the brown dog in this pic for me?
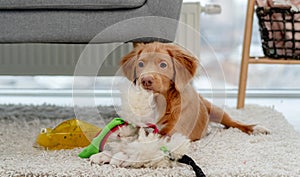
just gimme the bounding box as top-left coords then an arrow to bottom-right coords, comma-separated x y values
120,42 -> 263,141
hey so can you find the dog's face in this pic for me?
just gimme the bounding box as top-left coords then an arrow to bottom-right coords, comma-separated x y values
120,42 -> 198,94
135,48 -> 174,94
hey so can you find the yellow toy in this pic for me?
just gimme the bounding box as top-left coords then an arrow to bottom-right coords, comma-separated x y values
35,119 -> 101,150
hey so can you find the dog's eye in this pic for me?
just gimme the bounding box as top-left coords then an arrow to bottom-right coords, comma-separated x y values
159,62 -> 167,68
138,61 -> 144,68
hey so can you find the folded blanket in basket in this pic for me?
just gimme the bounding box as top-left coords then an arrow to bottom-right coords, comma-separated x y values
257,0 -> 300,10
256,0 -> 300,57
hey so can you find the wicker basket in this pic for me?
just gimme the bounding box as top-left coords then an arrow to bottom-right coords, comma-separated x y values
256,7 -> 300,60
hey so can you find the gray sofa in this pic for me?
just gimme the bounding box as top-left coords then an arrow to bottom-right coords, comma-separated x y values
0,0 -> 183,43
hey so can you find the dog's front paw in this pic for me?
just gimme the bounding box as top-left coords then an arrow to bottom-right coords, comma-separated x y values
90,151 -> 112,165
252,125 -> 270,135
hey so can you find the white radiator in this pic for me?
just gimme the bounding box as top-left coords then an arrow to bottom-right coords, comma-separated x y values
0,2 -> 220,76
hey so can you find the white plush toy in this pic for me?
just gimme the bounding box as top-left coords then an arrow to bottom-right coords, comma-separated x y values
118,83 -> 159,127
89,82 -> 191,168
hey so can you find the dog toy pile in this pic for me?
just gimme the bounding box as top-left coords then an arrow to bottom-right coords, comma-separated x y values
79,117 -> 205,177
78,84 -> 206,176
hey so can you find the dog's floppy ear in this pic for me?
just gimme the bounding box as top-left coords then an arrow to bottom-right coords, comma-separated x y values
167,46 -> 198,91
120,46 -> 144,81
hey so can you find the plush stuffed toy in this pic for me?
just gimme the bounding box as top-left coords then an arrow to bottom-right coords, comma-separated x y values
88,82 -> 190,168
118,83 -> 159,127
79,82 -> 205,176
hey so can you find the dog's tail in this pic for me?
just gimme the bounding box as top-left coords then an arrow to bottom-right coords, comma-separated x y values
201,97 -> 255,134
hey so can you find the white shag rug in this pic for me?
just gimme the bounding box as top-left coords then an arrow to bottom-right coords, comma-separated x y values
0,104 -> 300,177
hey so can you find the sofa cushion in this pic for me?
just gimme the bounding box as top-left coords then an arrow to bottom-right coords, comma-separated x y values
0,0 -> 146,10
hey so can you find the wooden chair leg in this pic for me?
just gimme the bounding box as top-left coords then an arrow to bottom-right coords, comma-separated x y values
237,58 -> 249,109
237,0 -> 255,109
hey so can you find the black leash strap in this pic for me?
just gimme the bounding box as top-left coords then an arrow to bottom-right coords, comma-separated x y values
178,155 -> 206,177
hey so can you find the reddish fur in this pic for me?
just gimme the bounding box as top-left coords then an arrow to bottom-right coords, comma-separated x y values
120,42 -> 255,141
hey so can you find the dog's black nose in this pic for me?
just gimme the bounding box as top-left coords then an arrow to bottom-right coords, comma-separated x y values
141,76 -> 153,87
